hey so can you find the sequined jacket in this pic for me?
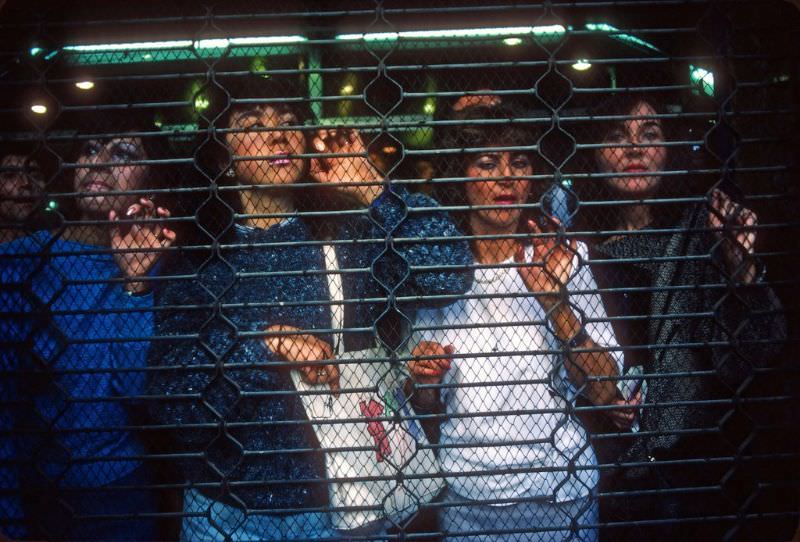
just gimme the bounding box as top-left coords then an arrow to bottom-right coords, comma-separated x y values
147,187 -> 472,511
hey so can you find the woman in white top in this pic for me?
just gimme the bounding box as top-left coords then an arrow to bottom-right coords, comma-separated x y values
410,101 -> 636,542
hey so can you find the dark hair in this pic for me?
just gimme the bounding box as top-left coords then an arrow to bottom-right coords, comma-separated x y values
0,141 -> 60,228
185,71 -> 313,243
1,140 -> 58,180
52,109 -> 180,223
434,100 -> 544,236
573,90 -> 696,233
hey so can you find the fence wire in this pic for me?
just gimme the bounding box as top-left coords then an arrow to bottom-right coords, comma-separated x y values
0,1 -> 798,541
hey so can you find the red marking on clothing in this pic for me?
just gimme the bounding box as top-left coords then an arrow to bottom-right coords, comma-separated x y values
359,399 -> 391,462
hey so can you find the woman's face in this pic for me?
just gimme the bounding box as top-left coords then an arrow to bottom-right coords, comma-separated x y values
595,101 -> 667,196
225,105 -> 306,186
74,137 -> 150,216
0,154 -> 45,221
464,150 -> 533,235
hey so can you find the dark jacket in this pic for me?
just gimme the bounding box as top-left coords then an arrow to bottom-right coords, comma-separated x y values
147,186 -> 472,511
589,204 -> 786,526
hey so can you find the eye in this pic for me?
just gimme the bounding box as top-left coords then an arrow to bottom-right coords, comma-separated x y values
109,142 -> 142,163
81,140 -> 103,157
510,156 -> 531,171
473,156 -> 498,171
279,113 -> 297,127
605,129 -> 626,143
246,121 -> 265,129
641,128 -> 664,142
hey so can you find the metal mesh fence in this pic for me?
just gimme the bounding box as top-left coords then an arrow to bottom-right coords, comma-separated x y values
0,1 -> 797,540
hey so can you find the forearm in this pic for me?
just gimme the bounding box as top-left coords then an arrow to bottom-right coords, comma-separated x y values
544,299 -> 619,405
404,379 -> 442,412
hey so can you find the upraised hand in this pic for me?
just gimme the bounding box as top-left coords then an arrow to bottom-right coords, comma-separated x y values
265,324 -> 340,393
514,216 -> 577,307
110,197 -> 175,294
309,127 -> 383,206
708,188 -> 758,284
606,391 -> 642,430
408,340 -> 454,385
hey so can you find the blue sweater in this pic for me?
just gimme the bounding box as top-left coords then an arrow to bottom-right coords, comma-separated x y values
147,187 -> 472,511
0,231 -> 155,537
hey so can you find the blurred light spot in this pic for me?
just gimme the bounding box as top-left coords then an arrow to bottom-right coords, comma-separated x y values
689,65 -> 715,96
194,95 -> 210,111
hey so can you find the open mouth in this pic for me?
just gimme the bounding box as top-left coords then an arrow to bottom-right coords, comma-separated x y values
82,179 -> 113,193
623,165 -> 648,173
268,151 -> 292,167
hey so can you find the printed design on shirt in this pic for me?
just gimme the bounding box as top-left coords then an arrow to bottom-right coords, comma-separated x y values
359,398 -> 390,462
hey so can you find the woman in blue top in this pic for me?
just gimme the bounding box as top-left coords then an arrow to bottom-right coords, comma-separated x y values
147,74 -> 472,540
1,112 -> 177,540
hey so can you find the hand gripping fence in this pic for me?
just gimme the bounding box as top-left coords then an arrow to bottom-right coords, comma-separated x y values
0,1 -> 796,541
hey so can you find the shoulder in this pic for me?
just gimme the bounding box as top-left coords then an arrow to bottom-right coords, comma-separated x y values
402,189 -> 440,209
266,217 -> 309,240
0,230 -> 51,255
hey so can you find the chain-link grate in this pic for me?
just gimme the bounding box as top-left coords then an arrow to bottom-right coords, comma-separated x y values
0,1 -> 797,541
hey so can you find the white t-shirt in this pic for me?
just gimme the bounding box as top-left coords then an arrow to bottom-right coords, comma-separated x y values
414,242 -> 622,503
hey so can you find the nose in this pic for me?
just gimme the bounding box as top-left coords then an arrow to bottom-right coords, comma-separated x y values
269,128 -> 288,146
623,135 -> 644,157
498,162 -> 515,182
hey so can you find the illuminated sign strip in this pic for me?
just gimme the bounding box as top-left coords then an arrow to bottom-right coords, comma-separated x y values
336,25 -> 567,41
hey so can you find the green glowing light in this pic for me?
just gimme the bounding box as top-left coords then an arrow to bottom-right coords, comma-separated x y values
194,96 -> 210,111
64,40 -> 193,52
189,81 -> 211,115
585,23 -> 660,53
503,37 -> 523,46
46,200 -> 58,211
30,46 -> 43,56
63,36 -> 305,65
689,65 -> 715,96
250,57 -> 270,78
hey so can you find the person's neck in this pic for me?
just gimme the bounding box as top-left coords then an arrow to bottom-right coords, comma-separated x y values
240,191 -> 295,230
0,227 -> 30,244
61,215 -> 107,246
615,203 -> 653,233
470,218 -> 517,264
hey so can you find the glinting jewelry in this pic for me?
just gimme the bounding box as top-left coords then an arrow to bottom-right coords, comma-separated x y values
317,368 -> 327,378
225,167 -> 236,178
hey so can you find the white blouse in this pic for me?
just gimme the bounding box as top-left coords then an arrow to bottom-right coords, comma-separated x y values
414,241 -> 622,503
